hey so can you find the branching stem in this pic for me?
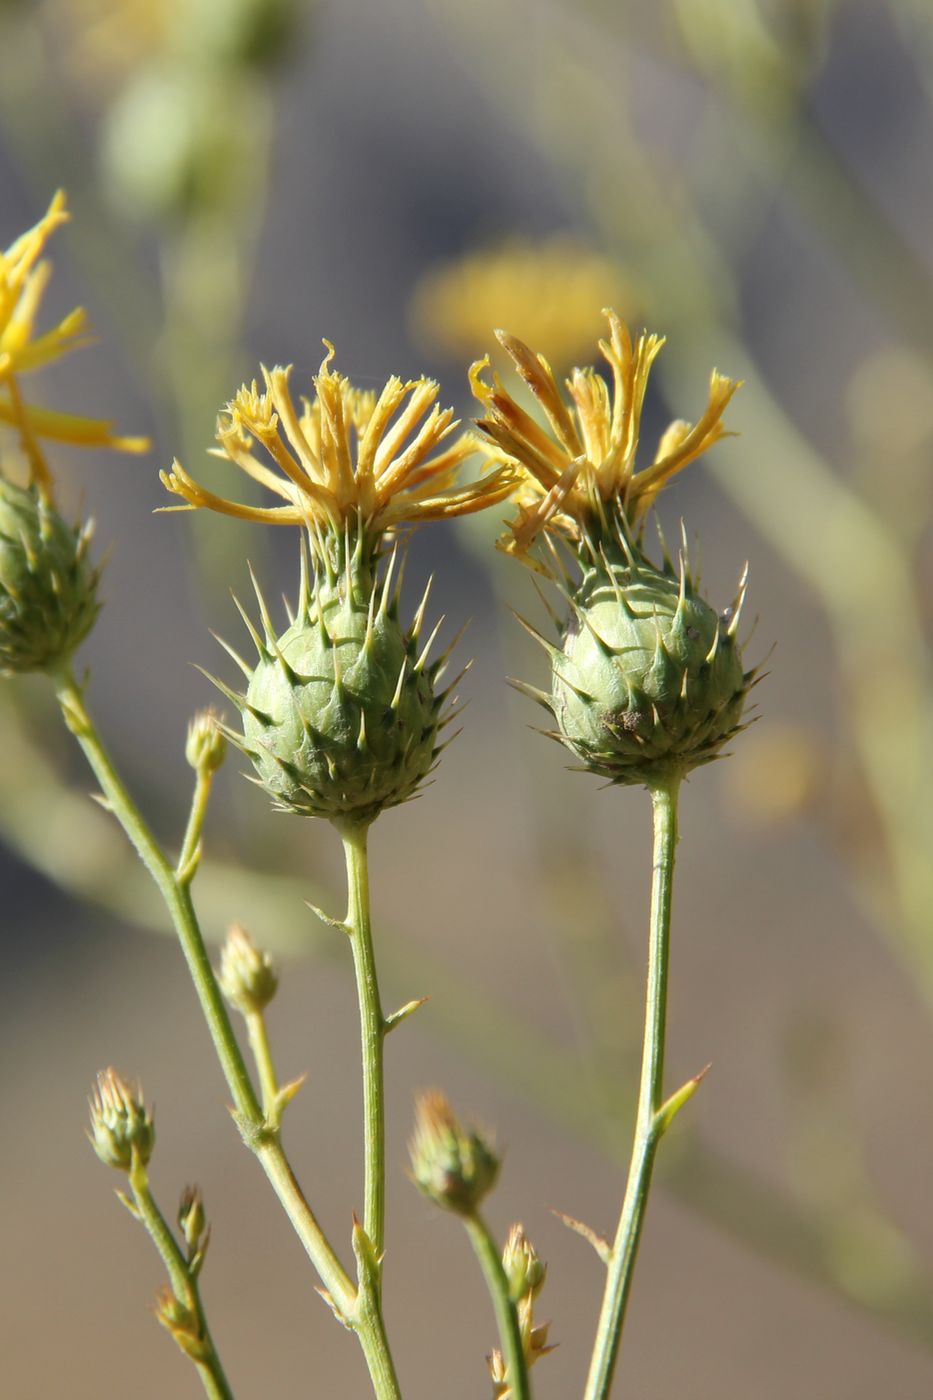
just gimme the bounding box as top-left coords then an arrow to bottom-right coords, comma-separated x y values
50,665 -> 354,1314
465,1212 -> 531,1400
129,1150 -> 233,1400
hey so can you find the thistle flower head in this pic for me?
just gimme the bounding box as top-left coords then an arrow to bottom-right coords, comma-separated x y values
161,343 -> 515,560
408,1091 -> 499,1217
0,476 -> 100,674
88,1067 -> 155,1172
471,308 -> 739,559
486,313 -> 755,788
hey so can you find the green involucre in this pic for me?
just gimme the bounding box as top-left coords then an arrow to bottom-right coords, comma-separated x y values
546,539 -> 750,786
217,545 -> 450,827
0,478 -> 99,675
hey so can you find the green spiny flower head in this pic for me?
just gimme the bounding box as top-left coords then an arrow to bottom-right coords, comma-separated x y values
0,477 -> 99,675
166,345 -> 514,826
214,530 -> 455,826
543,522 -> 749,786
473,310 -> 756,787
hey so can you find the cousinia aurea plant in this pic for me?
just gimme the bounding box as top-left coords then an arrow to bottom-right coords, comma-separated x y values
473,310 -> 757,1399
1,195 -> 755,1400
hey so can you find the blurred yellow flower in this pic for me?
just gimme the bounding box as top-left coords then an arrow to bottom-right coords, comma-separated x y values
41,0 -> 175,92
0,192 -> 150,492
410,236 -> 634,369
471,309 -> 739,557
161,344 -> 516,542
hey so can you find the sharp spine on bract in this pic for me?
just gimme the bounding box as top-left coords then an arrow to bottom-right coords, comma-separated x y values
211,629 -> 253,679
410,574 -> 434,641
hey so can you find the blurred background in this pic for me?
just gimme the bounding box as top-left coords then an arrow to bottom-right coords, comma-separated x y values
1,0 -> 933,1395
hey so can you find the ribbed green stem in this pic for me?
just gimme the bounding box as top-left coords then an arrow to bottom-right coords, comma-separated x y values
50,664 -> 355,1317
583,775 -> 680,1400
465,1213 -> 531,1400
340,821 -> 388,1260
129,1152 -> 234,1400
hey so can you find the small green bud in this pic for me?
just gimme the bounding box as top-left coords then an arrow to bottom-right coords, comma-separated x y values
550,543 -> 749,786
88,1067 -> 155,1172
178,1185 -> 208,1259
154,1287 -> 207,1362
502,1223 -> 547,1302
185,707 -> 227,774
0,478 -> 99,675
218,923 -> 277,1015
409,1091 -> 499,1217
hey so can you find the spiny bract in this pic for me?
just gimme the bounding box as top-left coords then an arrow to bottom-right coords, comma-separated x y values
521,526 -> 752,787
212,540 -> 458,827
0,477 -> 99,675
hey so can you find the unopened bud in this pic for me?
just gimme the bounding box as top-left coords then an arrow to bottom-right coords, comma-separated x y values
218,923 -> 277,1015
502,1223 -> 546,1302
154,1286 -> 206,1362
185,708 -> 227,774
178,1185 -> 207,1258
88,1067 -> 155,1172
409,1091 -> 499,1216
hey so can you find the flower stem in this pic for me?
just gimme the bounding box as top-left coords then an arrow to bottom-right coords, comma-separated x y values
340,821 -> 388,1260
177,768 -> 213,884
129,1152 -> 234,1400
245,1010 -> 279,1120
465,1213 -> 531,1400
50,664 -> 355,1317
583,774 -> 681,1400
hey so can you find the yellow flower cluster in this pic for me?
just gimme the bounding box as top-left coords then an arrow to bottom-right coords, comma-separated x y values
161,345 -> 516,542
470,308 -> 739,557
0,192 -> 149,494
411,235 -> 634,369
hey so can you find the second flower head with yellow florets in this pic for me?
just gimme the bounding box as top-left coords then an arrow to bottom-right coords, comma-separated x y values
471,309 -> 755,790
161,344 -> 516,830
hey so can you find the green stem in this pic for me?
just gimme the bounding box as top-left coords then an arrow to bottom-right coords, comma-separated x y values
129,1154 -> 234,1400
340,821 -> 388,1260
354,1296 -> 404,1400
583,775 -> 680,1400
50,663 -> 355,1317
465,1213 -> 531,1400
177,769 -> 213,883
246,1010 -> 279,1120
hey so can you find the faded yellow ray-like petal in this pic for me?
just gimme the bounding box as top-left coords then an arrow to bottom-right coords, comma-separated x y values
0,191 -> 151,491
471,308 -> 740,557
163,343 -> 517,547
